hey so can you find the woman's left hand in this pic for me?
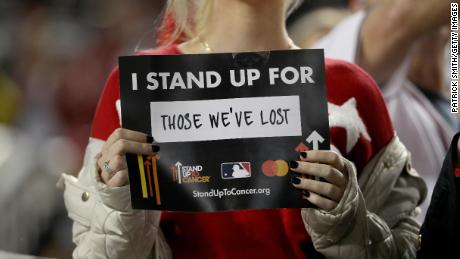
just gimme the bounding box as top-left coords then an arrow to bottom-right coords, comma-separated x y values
290,150 -> 348,211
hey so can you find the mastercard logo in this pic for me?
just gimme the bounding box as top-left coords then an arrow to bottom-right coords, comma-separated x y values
261,160 -> 289,177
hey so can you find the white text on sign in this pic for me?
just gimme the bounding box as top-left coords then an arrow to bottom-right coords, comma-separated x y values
131,66 -> 315,91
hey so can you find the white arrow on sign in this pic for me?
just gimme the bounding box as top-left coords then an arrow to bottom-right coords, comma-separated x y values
306,131 -> 325,150
175,161 -> 182,184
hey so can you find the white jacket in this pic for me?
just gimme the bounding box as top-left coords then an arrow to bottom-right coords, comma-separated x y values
60,135 -> 426,259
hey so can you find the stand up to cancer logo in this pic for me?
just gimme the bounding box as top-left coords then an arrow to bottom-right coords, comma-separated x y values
170,162 -> 211,184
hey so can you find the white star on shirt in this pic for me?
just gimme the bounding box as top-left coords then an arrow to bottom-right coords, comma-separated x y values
328,98 -> 371,153
116,99 -> 122,125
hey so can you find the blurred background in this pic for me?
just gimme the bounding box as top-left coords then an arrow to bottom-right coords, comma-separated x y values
0,0 -> 166,258
0,0 -> 454,258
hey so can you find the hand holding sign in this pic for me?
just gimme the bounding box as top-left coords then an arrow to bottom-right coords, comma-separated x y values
96,128 -> 159,187
119,49 -> 331,211
290,150 -> 347,211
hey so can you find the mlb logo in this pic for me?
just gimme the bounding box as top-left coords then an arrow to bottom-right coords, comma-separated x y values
221,162 -> 251,179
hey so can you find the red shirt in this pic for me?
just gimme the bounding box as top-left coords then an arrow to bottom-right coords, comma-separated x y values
91,45 -> 394,258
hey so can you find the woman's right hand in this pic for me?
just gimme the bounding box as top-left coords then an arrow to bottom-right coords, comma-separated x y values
96,128 -> 159,187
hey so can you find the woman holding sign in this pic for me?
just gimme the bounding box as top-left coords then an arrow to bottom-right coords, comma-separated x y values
60,0 -> 426,258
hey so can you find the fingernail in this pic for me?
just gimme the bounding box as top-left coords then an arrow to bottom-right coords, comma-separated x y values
300,152 -> 307,159
290,176 -> 301,185
290,160 -> 299,169
303,190 -> 310,198
152,145 -> 160,152
146,135 -> 154,143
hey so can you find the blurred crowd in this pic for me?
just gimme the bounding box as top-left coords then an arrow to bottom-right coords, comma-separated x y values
289,0 -> 458,223
0,0 -> 165,258
0,0 -> 457,258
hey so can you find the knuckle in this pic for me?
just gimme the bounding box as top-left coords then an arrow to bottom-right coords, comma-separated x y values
100,171 -> 110,183
142,143 -> 151,152
328,151 -> 340,164
326,152 -> 336,161
96,156 -> 103,165
326,166 -> 334,177
111,140 -> 125,154
118,139 -> 129,150
114,154 -> 124,163
319,164 -> 331,176
333,155 -> 341,166
113,172 -> 128,186
113,128 -> 124,139
111,172 -> 121,181
113,155 -> 124,168
333,153 -> 345,169
309,194 -> 320,204
324,184 -> 334,195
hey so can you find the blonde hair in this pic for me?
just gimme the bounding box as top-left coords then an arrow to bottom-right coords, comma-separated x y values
162,0 -> 302,45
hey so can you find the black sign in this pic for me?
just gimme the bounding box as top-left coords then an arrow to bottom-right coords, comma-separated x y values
119,49 -> 330,212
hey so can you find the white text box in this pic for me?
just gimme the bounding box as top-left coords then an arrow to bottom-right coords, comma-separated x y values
150,96 -> 302,143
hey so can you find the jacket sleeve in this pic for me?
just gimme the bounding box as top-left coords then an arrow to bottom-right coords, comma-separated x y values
60,138 -> 172,259
302,136 -> 427,259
